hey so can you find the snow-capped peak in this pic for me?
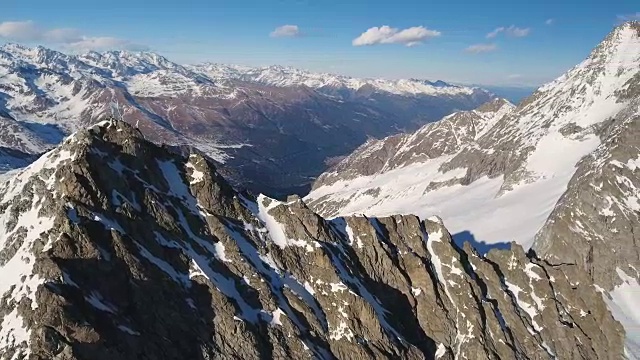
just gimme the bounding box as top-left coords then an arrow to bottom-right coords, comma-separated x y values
0,43 -> 34,55
537,21 -> 640,95
0,43 -> 66,64
76,49 -> 189,78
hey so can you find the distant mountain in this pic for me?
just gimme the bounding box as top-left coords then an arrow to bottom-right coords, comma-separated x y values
0,44 -> 494,197
0,119 -> 623,359
191,64 -> 479,96
306,21 -> 640,355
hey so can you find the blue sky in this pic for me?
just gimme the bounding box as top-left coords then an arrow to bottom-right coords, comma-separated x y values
1,0 -> 639,86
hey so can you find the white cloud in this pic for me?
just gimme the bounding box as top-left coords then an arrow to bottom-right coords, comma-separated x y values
486,27 -> 505,39
508,74 -> 522,79
0,20 -> 146,51
270,25 -> 300,38
64,37 -> 148,52
0,20 -> 41,41
465,43 -> 498,53
545,18 -> 554,25
486,25 -> 531,38
353,25 -> 441,46
617,13 -> 640,22
44,28 -> 83,43
507,26 -> 531,37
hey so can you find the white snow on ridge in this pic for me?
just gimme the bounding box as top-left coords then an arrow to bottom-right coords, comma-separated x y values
193,63 -> 481,97
256,195 -> 289,248
306,149 -> 587,249
0,309 -> 29,356
255,194 -> 317,251
185,156 -> 206,184
0,147 -> 75,357
607,269 -> 640,358
435,343 -> 447,358
504,281 -> 542,333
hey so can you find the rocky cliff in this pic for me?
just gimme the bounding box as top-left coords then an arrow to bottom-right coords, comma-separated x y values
0,120 -> 624,359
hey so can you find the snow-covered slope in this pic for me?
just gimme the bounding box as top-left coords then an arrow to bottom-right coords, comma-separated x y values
306,22 -> 640,355
0,120 -> 624,359
0,43 -> 494,196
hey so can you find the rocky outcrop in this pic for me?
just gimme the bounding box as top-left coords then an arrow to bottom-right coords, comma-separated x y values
0,120 -> 624,359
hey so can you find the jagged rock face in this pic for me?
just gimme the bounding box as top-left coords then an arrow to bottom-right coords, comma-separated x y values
531,24 -> 640,294
533,105 -> 640,291
0,44 -> 494,197
0,120 -> 623,359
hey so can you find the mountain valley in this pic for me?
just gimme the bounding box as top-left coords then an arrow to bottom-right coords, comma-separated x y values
0,45 -> 493,197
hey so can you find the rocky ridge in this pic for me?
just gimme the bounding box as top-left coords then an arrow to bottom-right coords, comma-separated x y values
532,98 -> 640,290
0,120 -> 623,359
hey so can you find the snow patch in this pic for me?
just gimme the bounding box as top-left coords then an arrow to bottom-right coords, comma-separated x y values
0,309 -> 29,357
185,156 -> 206,184
606,268 -> 640,357
256,194 -> 316,251
505,281 -> 542,332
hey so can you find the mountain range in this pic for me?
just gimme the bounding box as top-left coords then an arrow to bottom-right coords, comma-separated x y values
0,44 -> 493,197
0,20 -> 639,360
